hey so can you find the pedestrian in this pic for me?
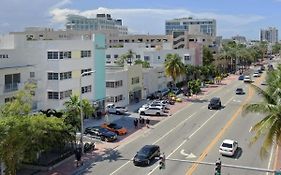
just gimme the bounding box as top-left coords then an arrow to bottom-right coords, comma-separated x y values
146,118 -> 150,128
141,117 -> 145,126
75,147 -> 83,167
139,116 -> 142,124
134,118 -> 138,128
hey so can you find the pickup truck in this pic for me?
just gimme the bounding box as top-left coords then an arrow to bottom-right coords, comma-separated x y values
106,104 -> 128,115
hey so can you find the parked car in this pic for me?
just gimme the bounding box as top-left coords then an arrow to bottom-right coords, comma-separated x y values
106,104 -> 128,115
170,87 -> 181,95
258,69 -> 263,74
219,139 -> 238,156
261,81 -> 268,86
151,100 -> 170,109
84,126 -> 117,142
208,97 -> 222,110
260,65 -> 265,71
253,71 -> 260,77
238,75 -> 244,80
243,75 -> 252,83
138,106 -> 165,116
101,123 -> 127,135
235,88 -> 245,95
133,145 -> 160,166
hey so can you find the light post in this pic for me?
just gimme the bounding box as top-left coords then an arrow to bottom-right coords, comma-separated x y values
80,70 -> 95,154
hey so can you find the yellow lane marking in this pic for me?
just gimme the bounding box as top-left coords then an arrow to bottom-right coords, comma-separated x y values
186,76 -> 263,175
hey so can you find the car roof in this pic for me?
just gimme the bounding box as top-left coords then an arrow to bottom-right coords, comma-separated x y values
211,97 -> 220,100
142,145 -> 159,149
222,139 -> 235,144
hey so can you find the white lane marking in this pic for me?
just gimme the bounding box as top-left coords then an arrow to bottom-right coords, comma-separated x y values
188,96 -> 235,139
180,149 -> 196,159
266,145 -> 275,175
147,96 -> 236,175
152,112 -> 197,144
110,112 -> 197,175
147,139 -> 187,175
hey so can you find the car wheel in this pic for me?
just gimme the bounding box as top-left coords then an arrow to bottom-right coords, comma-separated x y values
116,111 -> 120,115
101,136 -> 105,141
156,112 -> 160,116
140,111 -> 145,115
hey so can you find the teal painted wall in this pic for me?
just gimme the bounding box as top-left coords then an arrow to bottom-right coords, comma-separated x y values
93,34 -> 106,101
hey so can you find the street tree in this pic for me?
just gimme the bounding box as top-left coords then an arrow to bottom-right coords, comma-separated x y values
203,46 -> 215,66
164,53 -> 186,86
63,95 -> 94,131
242,65 -> 281,157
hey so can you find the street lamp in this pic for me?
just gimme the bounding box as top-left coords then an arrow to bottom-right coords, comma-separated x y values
80,70 -> 95,154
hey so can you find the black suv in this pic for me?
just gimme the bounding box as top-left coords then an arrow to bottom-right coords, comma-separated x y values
208,97 -> 222,110
84,126 -> 117,142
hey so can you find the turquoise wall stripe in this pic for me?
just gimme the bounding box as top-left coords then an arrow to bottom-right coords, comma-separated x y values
93,34 -> 106,101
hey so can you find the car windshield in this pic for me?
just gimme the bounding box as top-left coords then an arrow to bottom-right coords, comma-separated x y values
99,128 -> 110,133
138,147 -> 151,156
236,88 -> 242,91
210,98 -> 219,103
109,123 -> 122,129
222,143 -> 233,148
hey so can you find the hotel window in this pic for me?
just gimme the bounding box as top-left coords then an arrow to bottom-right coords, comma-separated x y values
59,90 -> 72,99
81,68 -> 92,77
184,55 -> 190,61
115,95 -> 123,102
115,80 -> 123,88
30,72 -> 35,78
144,56 -> 150,61
47,51 -> 59,59
81,50 -> 91,58
48,72 -> 59,80
136,55 -> 141,59
114,54 -> 118,59
48,91 -> 59,99
106,55 -> 111,58
106,97 -> 115,103
60,71 -> 72,80
82,85 -> 92,94
106,82 -> 115,88
132,77 -> 139,84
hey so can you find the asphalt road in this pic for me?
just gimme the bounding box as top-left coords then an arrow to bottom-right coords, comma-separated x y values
81,69 -> 275,175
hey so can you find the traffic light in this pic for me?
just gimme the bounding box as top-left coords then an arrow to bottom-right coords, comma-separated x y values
159,161 -> 165,170
215,159 -> 221,175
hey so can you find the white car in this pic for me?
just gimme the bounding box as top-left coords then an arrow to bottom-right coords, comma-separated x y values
219,139 -> 238,156
106,104 -> 128,115
138,106 -> 165,116
243,75 -> 252,83
253,72 -> 260,77
152,100 -> 170,109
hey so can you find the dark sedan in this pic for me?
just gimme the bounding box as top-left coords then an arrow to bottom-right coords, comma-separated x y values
235,88 -> 245,95
208,97 -> 222,110
84,126 -> 117,142
133,145 -> 160,166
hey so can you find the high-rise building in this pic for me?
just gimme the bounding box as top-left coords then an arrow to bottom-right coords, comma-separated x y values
260,27 -> 278,43
165,17 -> 216,36
65,14 -> 128,37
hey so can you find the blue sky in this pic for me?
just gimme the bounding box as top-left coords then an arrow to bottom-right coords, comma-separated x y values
1,0 -> 280,40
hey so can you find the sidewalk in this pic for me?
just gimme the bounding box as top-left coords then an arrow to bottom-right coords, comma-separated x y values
33,74 -> 238,175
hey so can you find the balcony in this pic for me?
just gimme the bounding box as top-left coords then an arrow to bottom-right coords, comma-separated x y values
4,83 -> 19,93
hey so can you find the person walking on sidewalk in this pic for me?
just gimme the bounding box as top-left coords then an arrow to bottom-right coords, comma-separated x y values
75,147 -> 83,167
133,118 -> 138,128
146,118 -> 150,128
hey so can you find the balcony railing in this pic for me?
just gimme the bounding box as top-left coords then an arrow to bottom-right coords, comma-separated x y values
4,83 -> 19,93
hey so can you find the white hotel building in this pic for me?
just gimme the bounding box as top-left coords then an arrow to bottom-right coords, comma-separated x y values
0,33 -> 106,111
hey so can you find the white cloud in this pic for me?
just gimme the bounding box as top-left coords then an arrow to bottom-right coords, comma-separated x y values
51,0 -> 72,9
49,7 -> 265,37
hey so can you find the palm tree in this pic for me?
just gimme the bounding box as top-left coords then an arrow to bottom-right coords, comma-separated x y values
64,95 -> 94,131
134,59 -> 150,68
164,53 -> 186,86
242,66 -> 281,157
116,49 -> 136,66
